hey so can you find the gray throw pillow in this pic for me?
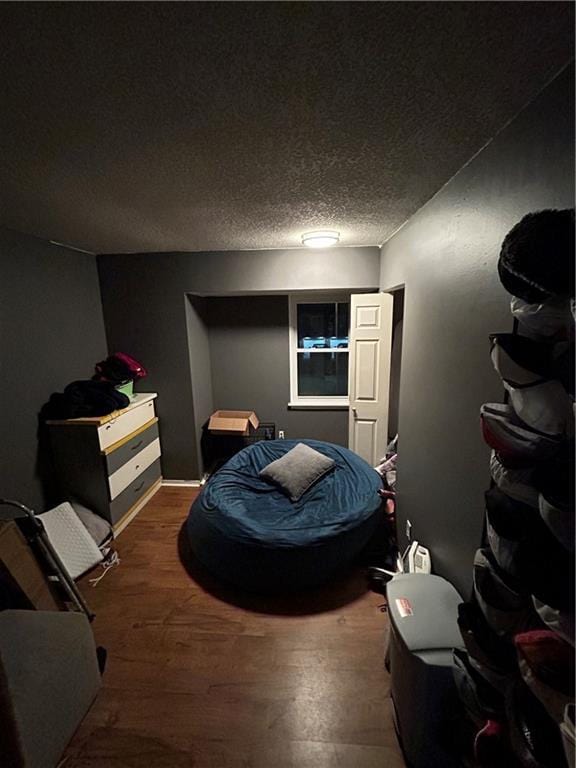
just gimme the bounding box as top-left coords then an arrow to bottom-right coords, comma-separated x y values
259,443 -> 335,501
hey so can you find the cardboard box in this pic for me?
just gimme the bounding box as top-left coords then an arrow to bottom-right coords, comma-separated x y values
208,410 -> 259,436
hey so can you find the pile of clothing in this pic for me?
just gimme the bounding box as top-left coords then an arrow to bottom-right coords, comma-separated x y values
374,435 -> 399,563
39,380 -> 131,422
40,352 -> 147,422
375,434 -> 398,495
454,208 -> 575,768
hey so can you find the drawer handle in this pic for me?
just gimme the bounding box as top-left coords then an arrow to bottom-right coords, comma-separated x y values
135,465 -> 140,470
134,481 -> 144,493
131,440 -> 144,451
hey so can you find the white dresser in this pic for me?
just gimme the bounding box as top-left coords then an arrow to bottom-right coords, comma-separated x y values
47,393 -> 162,533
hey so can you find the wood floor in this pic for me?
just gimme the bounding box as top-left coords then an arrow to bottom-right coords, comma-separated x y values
64,487 -> 405,768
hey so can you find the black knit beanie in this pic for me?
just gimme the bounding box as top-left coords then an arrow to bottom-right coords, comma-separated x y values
498,209 -> 575,302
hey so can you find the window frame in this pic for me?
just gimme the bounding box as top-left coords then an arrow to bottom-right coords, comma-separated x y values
288,292 -> 350,409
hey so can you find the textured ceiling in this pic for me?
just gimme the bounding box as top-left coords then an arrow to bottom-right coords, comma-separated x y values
0,2 -> 573,254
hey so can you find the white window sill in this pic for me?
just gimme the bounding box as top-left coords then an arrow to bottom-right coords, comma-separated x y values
288,399 -> 350,410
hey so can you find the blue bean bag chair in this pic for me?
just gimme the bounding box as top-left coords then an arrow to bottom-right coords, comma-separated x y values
186,439 -> 382,592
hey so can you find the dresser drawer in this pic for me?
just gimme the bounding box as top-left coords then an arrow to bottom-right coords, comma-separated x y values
108,438 -> 161,500
108,459 -> 162,525
105,420 -> 159,475
98,399 -> 156,450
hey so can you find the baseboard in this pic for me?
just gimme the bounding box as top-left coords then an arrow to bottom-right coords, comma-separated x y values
162,479 -> 202,487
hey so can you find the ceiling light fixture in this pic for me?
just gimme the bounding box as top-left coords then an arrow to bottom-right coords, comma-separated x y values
301,230 -> 340,248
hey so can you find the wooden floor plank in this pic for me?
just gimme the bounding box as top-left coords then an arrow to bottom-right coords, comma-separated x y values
65,486 -> 404,767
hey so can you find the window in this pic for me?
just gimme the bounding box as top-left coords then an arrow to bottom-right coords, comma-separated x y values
289,294 -> 350,407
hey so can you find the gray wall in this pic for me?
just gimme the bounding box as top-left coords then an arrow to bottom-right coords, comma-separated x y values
98,247 -> 379,478
379,67 -> 574,597
185,295 -> 214,465
0,228 -> 108,511
388,289 -> 405,440
206,295 -> 348,452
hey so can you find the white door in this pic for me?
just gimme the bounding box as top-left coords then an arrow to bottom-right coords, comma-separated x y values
348,292 -> 394,465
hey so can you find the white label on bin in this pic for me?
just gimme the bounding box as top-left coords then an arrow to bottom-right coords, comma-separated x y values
396,598 -> 413,617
